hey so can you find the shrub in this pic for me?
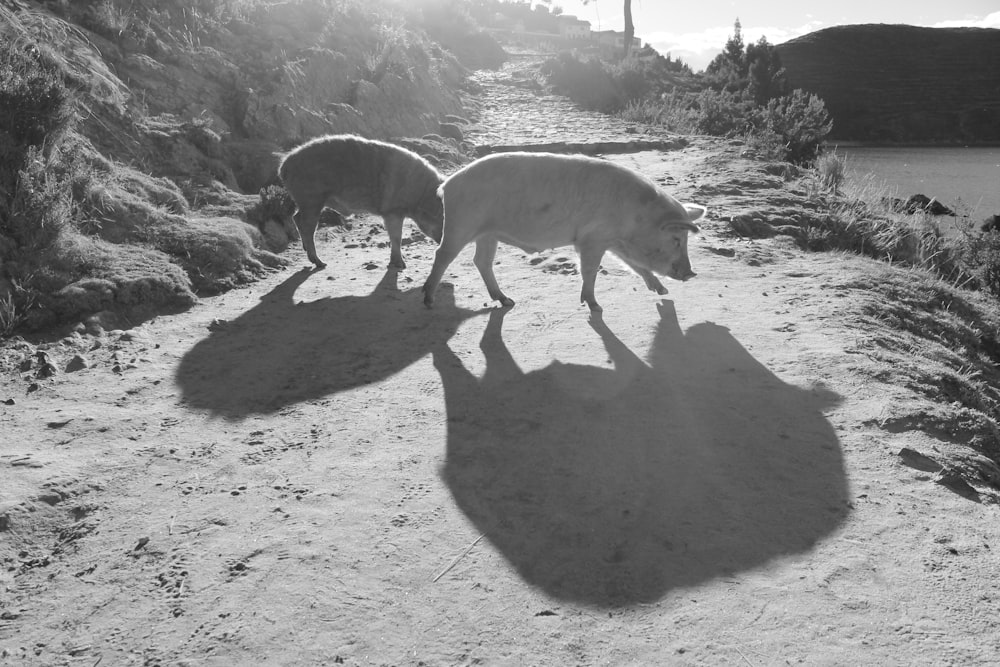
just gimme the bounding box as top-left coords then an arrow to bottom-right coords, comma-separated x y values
617,93 -> 699,133
815,150 -> 845,194
0,37 -> 76,212
541,52 -> 623,113
957,227 -> 1000,297
742,126 -> 789,162
606,59 -> 653,104
0,41 -> 75,146
5,146 -> 75,251
691,88 -> 752,136
750,89 -> 833,164
247,184 -> 295,228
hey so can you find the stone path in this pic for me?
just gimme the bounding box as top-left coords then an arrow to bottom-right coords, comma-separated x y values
462,55 -> 682,153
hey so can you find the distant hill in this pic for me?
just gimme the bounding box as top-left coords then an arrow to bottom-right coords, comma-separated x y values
775,24 -> 1000,143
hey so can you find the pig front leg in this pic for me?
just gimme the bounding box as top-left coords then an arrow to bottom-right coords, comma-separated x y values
474,237 -> 515,308
576,241 -> 607,312
616,255 -> 669,295
423,238 -> 464,308
383,213 -> 406,269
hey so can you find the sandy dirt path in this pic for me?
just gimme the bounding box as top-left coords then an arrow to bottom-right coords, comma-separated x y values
3,136 -> 1000,664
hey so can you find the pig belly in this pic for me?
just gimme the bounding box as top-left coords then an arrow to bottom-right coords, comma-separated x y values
485,209 -> 599,253
326,190 -> 380,215
490,230 -> 569,254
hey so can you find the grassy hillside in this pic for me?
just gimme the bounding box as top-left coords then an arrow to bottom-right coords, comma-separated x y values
777,25 -> 1000,143
0,0 -> 493,335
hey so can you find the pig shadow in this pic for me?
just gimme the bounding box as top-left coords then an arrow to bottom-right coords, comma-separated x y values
434,304 -> 849,607
175,269 -> 476,419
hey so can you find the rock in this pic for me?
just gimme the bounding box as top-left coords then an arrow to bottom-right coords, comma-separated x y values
439,121 -> 465,142
65,355 -> 88,373
262,218 -> 291,251
84,311 -> 123,335
898,447 -> 943,473
905,194 -> 955,216
934,468 -> 981,502
885,194 -> 956,216
981,214 -> 1000,234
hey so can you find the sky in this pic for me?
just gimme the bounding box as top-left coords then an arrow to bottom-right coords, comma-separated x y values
550,1 -> 1000,71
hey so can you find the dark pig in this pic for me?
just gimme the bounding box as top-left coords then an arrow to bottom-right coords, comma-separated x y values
277,134 -> 444,269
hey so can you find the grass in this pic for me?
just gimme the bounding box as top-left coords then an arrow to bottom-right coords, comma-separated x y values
0,4 -> 290,336
841,266 -> 1000,469
790,160 -> 973,289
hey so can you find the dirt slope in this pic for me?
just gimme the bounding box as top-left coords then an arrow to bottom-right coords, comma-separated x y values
2,138 -> 999,665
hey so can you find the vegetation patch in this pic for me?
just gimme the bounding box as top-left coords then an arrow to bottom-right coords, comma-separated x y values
840,267 -> 1000,481
1,0 -> 495,337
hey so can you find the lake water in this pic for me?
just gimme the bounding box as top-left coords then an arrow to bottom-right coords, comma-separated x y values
834,146 -> 1000,220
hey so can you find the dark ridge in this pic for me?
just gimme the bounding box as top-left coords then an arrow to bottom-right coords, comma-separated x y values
775,24 -> 1000,143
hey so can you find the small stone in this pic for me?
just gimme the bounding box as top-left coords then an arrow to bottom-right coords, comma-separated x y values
898,447 -> 943,473
65,355 -> 88,373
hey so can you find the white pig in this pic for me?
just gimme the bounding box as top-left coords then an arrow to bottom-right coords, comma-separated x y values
422,151 -> 705,312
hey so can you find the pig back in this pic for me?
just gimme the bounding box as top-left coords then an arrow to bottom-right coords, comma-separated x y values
279,136 -> 385,212
442,152 -> 673,244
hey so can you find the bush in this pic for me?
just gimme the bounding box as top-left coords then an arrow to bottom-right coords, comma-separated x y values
815,150 -> 845,194
5,146 -> 75,251
0,41 -> 75,150
247,184 -> 295,229
0,37 -> 76,226
618,93 -> 698,133
750,89 -> 832,164
958,227 -> 1000,297
541,53 -> 623,113
691,88 -> 752,136
542,52 -> 698,114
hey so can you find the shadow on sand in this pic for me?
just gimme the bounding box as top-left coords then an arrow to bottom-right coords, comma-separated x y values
434,303 -> 849,607
175,268 -> 477,419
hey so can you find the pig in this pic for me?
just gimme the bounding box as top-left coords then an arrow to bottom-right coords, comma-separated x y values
422,152 -> 705,312
277,134 -> 444,269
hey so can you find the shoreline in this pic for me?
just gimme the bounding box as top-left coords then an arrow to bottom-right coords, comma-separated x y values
826,140 -> 1000,149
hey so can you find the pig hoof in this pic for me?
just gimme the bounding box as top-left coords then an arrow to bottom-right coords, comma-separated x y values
311,260 -> 327,270
390,258 -> 406,270
499,297 -> 515,308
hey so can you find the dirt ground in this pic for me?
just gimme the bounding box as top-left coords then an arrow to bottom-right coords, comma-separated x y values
2,145 -> 1000,666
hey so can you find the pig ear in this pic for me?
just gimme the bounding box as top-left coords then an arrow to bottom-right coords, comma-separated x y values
683,204 -> 707,222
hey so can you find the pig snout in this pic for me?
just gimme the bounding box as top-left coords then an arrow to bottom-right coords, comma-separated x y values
667,257 -> 696,282
676,264 -> 696,281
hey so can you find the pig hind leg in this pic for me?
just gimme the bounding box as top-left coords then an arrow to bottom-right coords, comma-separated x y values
292,202 -> 326,269
576,241 -> 607,312
473,237 -> 514,308
383,213 -> 406,269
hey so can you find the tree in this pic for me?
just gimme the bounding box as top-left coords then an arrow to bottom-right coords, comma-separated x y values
705,18 -> 745,89
704,18 -> 786,102
623,0 -> 633,57
583,0 -> 635,58
723,18 -> 744,65
745,36 -> 787,105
